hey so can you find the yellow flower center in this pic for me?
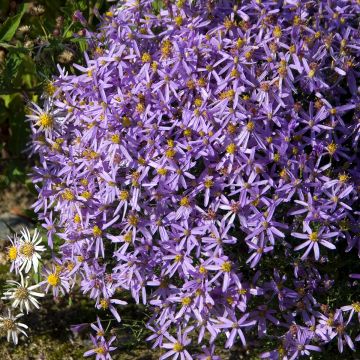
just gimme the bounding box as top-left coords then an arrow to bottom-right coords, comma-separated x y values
95,346 -> 106,354
175,16 -> 183,26
199,265 -> 207,274
38,113 -> 53,128
157,168 -> 168,176
8,246 -> 17,261
236,38 -> 245,48
2,319 -> 16,331
81,191 -> 92,200
93,225 -> 102,237
227,296 -> 234,304
14,287 -> 29,300
308,69 -> 316,78
173,342 -> 183,352
309,232 -> 318,242
120,190 -> 129,201
181,297 -> 191,306
338,173 -> 349,183
44,82 -> 56,96
161,39 -> 173,58
224,17 -> 233,29
352,302 -> 360,312
62,189 -> 74,201
165,148 -> 177,159
124,232 -> 132,243
100,298 -> 109,309
122,116 -> 131,127
246,121 -> 255,132
198,77 -> 206,87
128,214 -> 139,226
20,243 -> 35,258
226,143 -> 237,154
220,89 -> 235,100
273,26 -> 282,38
111,134 -> 121,144
180,196 -> 190,207
174,254 -> 183,262
141,52 -> 151,63
327,142 -> 337,155
204,178 -> 214,188
194,98 -> 203,107
221,261 -> 232,272
230,68 -> 239,78
47,273 -> 60,287
136,103 -> 145,113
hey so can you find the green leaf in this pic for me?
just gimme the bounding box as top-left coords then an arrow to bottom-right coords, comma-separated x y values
152,0 -> 164,14
70,37 -> 88,52
0,3 -> 29,42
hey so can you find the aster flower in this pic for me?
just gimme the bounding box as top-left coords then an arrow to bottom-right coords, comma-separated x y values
328,310 -> 355,353
341,302 -> 360,324
27,0 -> 360,357
91,317 -> 107,340
2,274 -> 44,313
84,334 -> 117,360
40,264 -> 70,297
197,344 -> 221,360
252,305 -> 280,338
0,309 -> 28,345
96,297 -> 127,323
214,312 -> 256,348
286,328 -> 321,359
160,327 -> 193,360
27,100 -> 64,137
17,227 -> 46,273
292,222 -> 337,260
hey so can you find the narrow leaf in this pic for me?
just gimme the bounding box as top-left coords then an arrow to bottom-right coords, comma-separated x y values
0,3 -> 29,42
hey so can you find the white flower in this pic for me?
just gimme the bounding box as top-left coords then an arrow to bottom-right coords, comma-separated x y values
26,101 -> 54,130
0,309 -> 28,345
26,99 -> 64,132
2,274 -> 44,313
18,228 -> 46,273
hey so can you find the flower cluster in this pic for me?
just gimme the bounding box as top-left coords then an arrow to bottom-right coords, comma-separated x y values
28,0 -> 360,358
1,228 -> 45,344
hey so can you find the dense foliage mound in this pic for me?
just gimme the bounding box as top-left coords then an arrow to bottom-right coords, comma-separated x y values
28,1 -> 360,358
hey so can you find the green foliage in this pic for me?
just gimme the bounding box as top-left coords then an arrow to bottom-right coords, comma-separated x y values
0,0 -> 109,189
152,0 -> 165,14
0,3 -> 28,42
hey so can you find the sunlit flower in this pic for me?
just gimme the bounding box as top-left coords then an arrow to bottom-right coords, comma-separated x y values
18,228 -> 46,273
2,274 -> 44,313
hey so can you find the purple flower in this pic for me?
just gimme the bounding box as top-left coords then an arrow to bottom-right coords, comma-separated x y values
292,222 -> 337,260
214,312 -> 256,348
160,327 -> 193,360
286,328 -> 321,359
84,334 -> 116,360
27,0 -> 360,357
